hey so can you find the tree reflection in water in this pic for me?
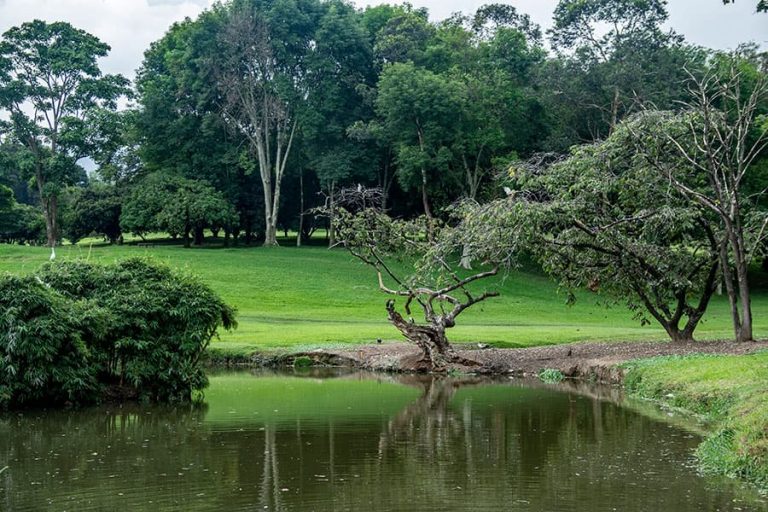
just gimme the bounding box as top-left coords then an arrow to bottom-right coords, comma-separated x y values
0,372 -> 763,512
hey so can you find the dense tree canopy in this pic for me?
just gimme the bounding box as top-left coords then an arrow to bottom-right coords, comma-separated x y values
0,20 -> 129,246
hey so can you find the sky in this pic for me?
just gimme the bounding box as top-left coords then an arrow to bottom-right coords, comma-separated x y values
0,0 -> 765,80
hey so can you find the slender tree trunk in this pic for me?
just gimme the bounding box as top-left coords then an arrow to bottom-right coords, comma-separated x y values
731,231 -> 754,342
420,171 -> 432,220
183,207 -> 191,248
328,181 -> 336,248
297,169 -> 304,247
37,174 -> 57,248
43,196 -> 58,248
381,157 -> 392,212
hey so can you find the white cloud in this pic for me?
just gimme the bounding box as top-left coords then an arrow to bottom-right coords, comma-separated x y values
0,0 -> 215,79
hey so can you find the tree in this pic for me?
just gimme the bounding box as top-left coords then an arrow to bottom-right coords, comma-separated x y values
0,184 -> 16,237
0,203 -> 45,245
376,62 -> 464,222
544,0 -> 702,147
631,58 -> 768,342
302,0 -> 377,247
332,187 -> 517,370
508,130 -> 721,342
0,20 -> 128,246
135,12 -> 262,242
121,174 -> 238,247
215,0 -> 322,246
61,183 -> 122,244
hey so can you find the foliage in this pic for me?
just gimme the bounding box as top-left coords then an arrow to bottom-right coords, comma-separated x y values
538,368 -> 565,383
629,57 -> 768,342
722,0 -> 768,12
0,258 -> 237,408
0,275 -> 99,407
0,203 -> 45,245
508,114 -> 722,342
62,183 -> 123,244
543,0 -> 704,148
0,20 -> 129,246
121,174 -> 238,246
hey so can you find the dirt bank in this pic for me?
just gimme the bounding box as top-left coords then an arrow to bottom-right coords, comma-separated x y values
325,339 -> 768,382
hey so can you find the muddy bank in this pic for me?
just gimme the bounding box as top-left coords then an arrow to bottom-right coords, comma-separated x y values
211,339 -> 768,383
338,339 -> 768,382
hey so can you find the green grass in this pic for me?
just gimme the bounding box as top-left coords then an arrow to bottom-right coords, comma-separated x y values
622,351 -> 768,492
1,240 -> 767,357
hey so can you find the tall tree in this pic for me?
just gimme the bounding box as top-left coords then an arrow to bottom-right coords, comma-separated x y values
376,62 -> 463,222
544,0 -> 702,147
0,20 -> 128,246
632,57 -> 768,342
216,0 -> 322,246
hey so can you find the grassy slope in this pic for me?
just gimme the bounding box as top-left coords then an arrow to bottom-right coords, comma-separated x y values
1,240 -> 767,355
622,351 -> 768,492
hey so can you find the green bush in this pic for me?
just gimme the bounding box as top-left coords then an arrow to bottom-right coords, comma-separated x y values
538,368 -> 565,383
0,276 -> 100,407
0,258 -> 237,408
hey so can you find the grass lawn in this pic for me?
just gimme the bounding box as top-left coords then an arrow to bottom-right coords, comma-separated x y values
623,351 -> 768,492
1,238 -> 767,355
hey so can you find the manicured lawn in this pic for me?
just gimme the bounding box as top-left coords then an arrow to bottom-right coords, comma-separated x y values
1,240 -> 767,355
623,351 -> 768,492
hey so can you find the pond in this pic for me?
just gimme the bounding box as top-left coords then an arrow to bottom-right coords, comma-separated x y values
0,370 -> 765,511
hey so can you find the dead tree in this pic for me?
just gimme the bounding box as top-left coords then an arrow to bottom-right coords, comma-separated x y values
333,202 -> 500,371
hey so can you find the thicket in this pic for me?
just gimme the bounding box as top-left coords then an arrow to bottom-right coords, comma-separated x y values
0,258 -> 236,408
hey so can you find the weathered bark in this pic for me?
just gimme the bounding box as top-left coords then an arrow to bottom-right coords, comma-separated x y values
386,300 -> 478,370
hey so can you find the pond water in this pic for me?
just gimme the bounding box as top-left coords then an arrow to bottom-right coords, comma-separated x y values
0,370 -> 765,512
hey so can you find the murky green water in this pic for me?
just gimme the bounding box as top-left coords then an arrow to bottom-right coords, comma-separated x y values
0,370 -> 765,511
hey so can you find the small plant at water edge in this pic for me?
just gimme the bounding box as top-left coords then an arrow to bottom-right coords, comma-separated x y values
538,368 -> 565,383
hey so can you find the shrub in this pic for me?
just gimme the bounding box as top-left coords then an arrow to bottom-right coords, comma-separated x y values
0,276 -> 101,407
538,368 -> 565,383
0,258 -> 237,408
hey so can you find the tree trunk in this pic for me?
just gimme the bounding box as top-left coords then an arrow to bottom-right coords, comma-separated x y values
297,169 -> 304,247
459,243 -> 472,270
183,208 -> 191,248
41,195 -> 58,248
420,170 -> 432,220
385,300 -> 476,371
328,181 -> 336,248
194,226 -> 205,246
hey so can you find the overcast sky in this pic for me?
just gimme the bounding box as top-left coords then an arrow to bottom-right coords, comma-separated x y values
0,0 -> 765,80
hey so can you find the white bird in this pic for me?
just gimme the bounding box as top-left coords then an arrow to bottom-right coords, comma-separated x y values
503,186 -> 514,197
49,247 -> 56,261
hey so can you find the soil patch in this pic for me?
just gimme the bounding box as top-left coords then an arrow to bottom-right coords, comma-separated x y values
331,339 -> 768,382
